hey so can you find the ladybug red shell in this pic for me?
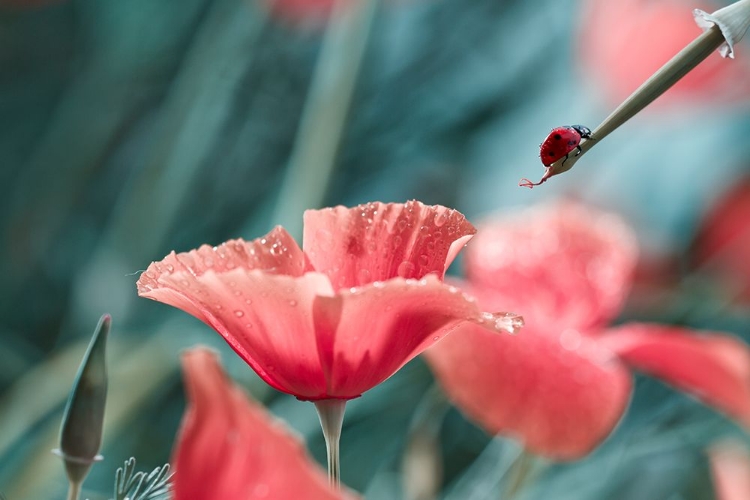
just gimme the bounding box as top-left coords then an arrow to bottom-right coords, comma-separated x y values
539,125 -> 592,166
520,124 -> 594,188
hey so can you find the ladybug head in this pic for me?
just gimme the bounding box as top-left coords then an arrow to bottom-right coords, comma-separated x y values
571,125 -> 592,139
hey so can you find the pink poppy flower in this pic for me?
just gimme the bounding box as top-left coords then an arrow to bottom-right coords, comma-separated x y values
173,347 -> 359,500
578,0 -> 750,108
692,176 -> 750,302
138,201 -> 518,401
425,201 -> 750,460
709,441 -> 750,500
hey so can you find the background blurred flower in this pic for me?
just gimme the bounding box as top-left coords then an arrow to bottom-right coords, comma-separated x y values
425,201 -> 750,459
173,347 -> 358,500
691,175 -> 750,302
578,0 -> 750,108
709,440 -> 750,500
138,201 -> 514,401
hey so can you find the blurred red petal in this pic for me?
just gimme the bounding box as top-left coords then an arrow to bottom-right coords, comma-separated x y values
173,348 -> 357,500
465,201 -> 637,331
313,275 -> 507,398
303,201 -> 475,290
579,0 -> 750,107
693,176 -> 750,300
709,441 -> 750,500
425,319 -> 631,460
604,324 -> 750,428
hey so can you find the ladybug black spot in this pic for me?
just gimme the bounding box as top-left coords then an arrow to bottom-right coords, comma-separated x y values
548,151 -> 555,156
553,134 -> 562,140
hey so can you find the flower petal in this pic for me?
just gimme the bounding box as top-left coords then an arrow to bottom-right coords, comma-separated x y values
136,226 -> 308,291
173,348 -> 357,500
303,201 -> 475,290
425,321 -> 632,460
140,262 -> 336,398
310,275 -> 502,399
465,201 -> 637,331
709,441 -> 750,500
603,323 -> 750,428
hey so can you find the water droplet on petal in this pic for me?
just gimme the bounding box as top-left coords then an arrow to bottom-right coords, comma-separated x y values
418,254 -> 429,266
397,261 -> 416,278
166,264 -> 174,272
234,310 -> 245,317
434,210 -> 449,227
491,312 -> 524,335
560,328 -> 582,351
433,336 -> 440,341
245,298 -> 253,305
357,268 -> 372,285
288,300 -> 297,307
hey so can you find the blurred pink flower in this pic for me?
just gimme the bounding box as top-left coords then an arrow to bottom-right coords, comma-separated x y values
709,441 -> 750,500
138,201 -> 517,400
173,347 -> 359,500
425,201 -> 750,460
578,0 -> 750,108
692,176 -> 750,302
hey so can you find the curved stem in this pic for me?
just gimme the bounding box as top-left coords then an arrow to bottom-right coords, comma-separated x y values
314,399 -> 347,488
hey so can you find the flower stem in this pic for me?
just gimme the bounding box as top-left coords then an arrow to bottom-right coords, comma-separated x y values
66,480 -> 81,500
529,23 -> 726,186
314,399 -> 347,488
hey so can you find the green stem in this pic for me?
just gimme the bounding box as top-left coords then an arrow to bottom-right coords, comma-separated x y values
314,399 -> 347,488
550,24 -> 725,177
66,481 -> 81,500
271,0 -> 379,237
503,450 -> 536,500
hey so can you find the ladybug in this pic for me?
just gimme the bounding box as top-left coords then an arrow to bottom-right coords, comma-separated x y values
539,125 -> 593,166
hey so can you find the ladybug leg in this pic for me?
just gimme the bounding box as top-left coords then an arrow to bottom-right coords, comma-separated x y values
574,145 -> 583,157
561,152 -> 572,167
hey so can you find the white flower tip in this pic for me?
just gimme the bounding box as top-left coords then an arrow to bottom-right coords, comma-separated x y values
694,0 -> 750,59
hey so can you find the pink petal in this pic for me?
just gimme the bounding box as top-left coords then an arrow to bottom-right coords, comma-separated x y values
693,177 -> 750,302
173,348 -> 358,500
137,226 -> 308,290
604,323 -> 750,428
709,441 -> 750,500
303,201 -> 475,290
310,275 -> 505,399
465,201 -> 637,331
140,263 -> 337,398
425,319 -> 632,460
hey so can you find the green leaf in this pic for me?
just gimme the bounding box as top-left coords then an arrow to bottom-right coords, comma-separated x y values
113,458 -> 172,500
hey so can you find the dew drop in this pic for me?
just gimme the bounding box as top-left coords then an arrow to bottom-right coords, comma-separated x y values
433,336 -> 440,341
229,281 -> 236,287
245,298 -> 253,305
491,312 -> 524,335
234,310 -> 245,318
397,220 -> 407,231
418,254 -> 429,266
233,290 -> 242,296
559,328 -> 582,351
166,264 -> 174,272
357,268 -> 372,285
181,280 -> 190,287
434,210 -> 449,227
288,300 -> 298,307
397,261 -> 416,278
204,258 -> 214,267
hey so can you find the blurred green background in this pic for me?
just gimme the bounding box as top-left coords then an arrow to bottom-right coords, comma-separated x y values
2,0 -> 750,498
